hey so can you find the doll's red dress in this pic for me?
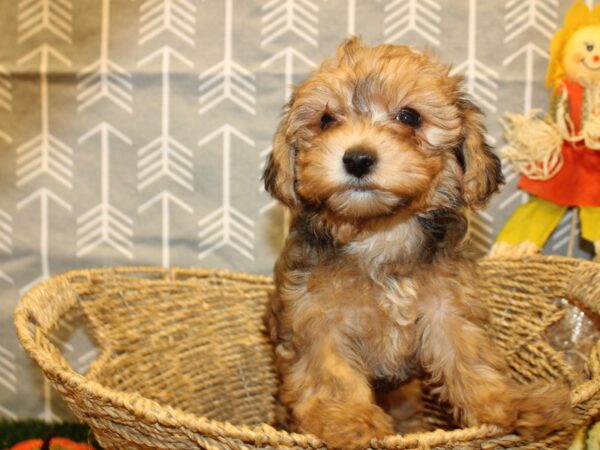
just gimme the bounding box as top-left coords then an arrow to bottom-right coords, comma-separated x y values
518,78 -> 600,207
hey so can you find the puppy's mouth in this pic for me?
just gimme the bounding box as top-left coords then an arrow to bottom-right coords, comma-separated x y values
327,188 -> 410,219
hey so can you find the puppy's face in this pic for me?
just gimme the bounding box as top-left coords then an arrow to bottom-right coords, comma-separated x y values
264,38 -> 502,225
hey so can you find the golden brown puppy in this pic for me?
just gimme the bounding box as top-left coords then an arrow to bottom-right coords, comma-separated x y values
263,37 -> 571,450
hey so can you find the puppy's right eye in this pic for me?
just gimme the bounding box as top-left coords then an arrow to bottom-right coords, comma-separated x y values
395,108 -> 421,127
320,113 -> 335,130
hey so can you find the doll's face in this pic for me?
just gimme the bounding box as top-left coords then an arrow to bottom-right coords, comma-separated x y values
562,25 -> 600,83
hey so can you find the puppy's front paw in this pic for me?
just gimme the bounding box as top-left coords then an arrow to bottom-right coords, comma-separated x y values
300,402 -> 393,450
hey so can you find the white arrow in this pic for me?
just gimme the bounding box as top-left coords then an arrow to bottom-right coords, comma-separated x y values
138,46 -> 194,191
0,344 -> 17,420
198,125 -> 255,261
18,187 -> 72,295
76,349 -> 99,374
0,65 -> 11,112
469,210 -> 495,253
0,131 -> 11,144
347,0 -> 356,36
0,345 -> 16,394
0,405 -> 16,419
0,65 -> 12,143
0,209 -> 13,282
17,44 -> 73,188
504,0 -> 558,43
138,190 -> 193,267
199,0 -> 255,115
451,0 -> 498,113
18,0 -> 73,43
503,42 -> 548,113
498,188 -> 528,211
261,0 -> 319,47
378,0 -> 441,46
78,0 -> 132,112
261,46 -> 315,100
0,209 -> 14,255
77,122 -> 133,259
139,0 -> 196,46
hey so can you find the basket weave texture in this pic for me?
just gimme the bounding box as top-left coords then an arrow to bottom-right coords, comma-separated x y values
13,256 -> 600,450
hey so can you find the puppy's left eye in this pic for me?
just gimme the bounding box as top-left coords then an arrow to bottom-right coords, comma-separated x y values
320,113 -> 335,130
395,108 -> 421,127
587,42 -> 595,52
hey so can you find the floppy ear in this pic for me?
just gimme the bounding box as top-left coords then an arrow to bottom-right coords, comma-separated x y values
262,109 -> 297,208
457,98 -> 504,208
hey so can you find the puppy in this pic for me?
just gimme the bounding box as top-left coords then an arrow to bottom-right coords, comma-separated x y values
263,37 -> 572,450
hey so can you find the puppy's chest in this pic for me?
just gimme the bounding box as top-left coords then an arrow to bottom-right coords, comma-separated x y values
307,265 -> 419,376
351,278 -> 419,379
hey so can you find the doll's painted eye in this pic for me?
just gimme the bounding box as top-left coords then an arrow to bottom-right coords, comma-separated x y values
586,42 -> 595,52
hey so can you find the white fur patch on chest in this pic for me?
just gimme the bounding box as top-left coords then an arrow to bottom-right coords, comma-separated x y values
344,217 -> 424,267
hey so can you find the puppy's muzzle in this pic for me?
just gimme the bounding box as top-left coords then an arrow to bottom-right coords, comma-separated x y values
343,148 -> 377,178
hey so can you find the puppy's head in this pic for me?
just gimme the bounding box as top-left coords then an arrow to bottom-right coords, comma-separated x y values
264,37 -> 503,224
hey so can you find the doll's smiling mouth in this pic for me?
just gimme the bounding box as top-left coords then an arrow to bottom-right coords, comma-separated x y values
581,59 -> 600,71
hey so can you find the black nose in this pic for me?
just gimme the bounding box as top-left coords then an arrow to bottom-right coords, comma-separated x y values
342,149 -> 376,178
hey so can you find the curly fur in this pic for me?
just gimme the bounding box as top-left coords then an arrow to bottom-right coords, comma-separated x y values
263,37 -> 572,450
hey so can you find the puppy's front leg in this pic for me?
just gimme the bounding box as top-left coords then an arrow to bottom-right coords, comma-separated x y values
281,334 -> 392,450
417,290 -> 571,437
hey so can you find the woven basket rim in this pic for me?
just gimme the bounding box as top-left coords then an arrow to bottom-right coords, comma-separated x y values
13,255 -> 600,449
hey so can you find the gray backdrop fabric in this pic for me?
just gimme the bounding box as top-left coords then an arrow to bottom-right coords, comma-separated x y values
0,0 -> 594,419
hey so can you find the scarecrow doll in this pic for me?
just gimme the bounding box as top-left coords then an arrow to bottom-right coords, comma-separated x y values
491,1 -> 600,260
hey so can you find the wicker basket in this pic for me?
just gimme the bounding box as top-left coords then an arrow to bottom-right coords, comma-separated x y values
13,256 -> 600,450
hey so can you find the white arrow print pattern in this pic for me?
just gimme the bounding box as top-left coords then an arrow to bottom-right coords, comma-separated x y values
0,210 -> 13,256
198,125 -> 255,261
17,45 -> 73,189
77,123 -> 133,259
199,0 -> 255,115
0,66 -> 11,112
261,46 -> 315,100
0,345 -> 16,420
504,0 -> 558,43
503,42 -> 548,113
0,345 -> 16,396
138,46 -> 194,191
379,0 -> 441,46
469,211 -> 495,254
18,0 -> 72,43
0,66 -> 12,144
138,191 -> 193,267
17,188 -> 72,295
77,349 -> 100,374
346,0 -> 356,36
261,0 -> 319,47
451,0 -> 498,113
78,0 -> 132,113
0,210 -> 14,284
550,210 -> 579,256
139,0 -> 196,46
